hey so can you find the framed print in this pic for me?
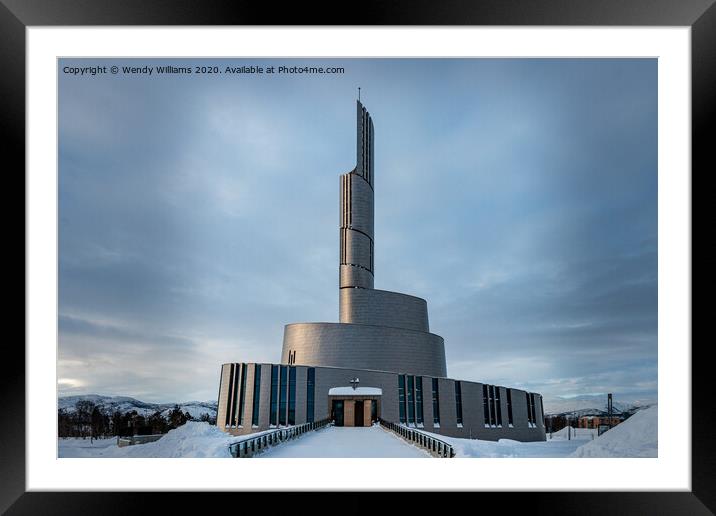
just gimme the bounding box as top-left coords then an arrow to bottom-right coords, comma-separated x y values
6,0 -> 711,513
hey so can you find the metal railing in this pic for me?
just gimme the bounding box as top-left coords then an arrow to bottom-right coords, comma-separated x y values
116,434 -> 164,447
228,419 -> 330,458
379,418 -> 456,458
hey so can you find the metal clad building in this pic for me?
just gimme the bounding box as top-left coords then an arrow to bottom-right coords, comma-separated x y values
217,100 -> 546,442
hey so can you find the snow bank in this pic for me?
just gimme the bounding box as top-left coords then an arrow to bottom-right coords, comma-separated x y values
571,405 -> 657,458
59,421 -> 235,458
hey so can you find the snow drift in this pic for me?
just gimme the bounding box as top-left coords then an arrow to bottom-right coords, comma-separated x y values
571,404 -> 657,458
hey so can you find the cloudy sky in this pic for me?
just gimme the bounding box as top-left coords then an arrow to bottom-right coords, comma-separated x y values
58,58 -> 657,412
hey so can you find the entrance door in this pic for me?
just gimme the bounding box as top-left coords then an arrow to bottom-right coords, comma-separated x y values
354,400 -> 364,427
331,400 -> 344,427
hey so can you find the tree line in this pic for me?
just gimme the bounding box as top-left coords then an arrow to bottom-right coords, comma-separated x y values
58,400 -> 216,439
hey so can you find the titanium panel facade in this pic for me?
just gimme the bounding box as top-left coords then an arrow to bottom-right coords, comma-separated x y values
339,288 -> 429,332
217,99 -> 547,443
217,362 -> 547,442
281,322 -> 447,377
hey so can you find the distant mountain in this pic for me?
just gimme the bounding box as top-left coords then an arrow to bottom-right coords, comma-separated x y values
546,403 -> 655,419
58,394 -> 217,420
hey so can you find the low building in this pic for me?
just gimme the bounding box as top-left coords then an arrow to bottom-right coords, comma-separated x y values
578,415 -> 622,429
216,99 -> 546,443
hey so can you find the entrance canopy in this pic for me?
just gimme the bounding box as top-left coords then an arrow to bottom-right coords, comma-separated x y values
328,387 -> 382,396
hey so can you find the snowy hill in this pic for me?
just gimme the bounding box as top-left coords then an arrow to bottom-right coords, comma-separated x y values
571,404 -> 657,457
58,394 -> 217,420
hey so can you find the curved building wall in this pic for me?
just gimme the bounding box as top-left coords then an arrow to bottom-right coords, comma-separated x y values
339,288 -> 429,332
281,322 -> 447,377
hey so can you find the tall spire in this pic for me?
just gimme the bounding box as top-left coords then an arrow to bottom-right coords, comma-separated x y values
339,100 -> 375,292
356,99 -> 374,187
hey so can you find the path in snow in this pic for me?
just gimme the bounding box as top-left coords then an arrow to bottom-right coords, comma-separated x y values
256,424 -> 429,458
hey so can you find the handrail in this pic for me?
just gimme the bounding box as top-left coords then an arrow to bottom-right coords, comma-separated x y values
378,418 -> 456,458
116,434 -> 164,447
227,418 -> 331,458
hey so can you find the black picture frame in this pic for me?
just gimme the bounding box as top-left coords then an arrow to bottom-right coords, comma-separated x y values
5,1 -> 709,514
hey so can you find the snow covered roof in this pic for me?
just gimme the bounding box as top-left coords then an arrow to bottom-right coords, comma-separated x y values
328,387 -> 382,396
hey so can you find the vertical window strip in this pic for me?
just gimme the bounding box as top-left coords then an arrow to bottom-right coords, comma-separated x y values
398,375 -> 406,424
229,364 -> 240,427
216,365 -> 225,425
526,392 -> 533,426
407,375 -> 415,425
483,384 -> 490,427
279,365 -> 288,426
495,387 -> 502,427
270,365 -> 279,426
288,366 -> 296,426
507,388 -> 514,426
489,385 -> 497,426
237,363 -> 247,426
306,368 -> 315,423
455,381 -> 463,425
415,376 -> 423,425
530,393 -> 537,427
251,364 -> 261,427
225,364 -> 235,427
539,395 -> 545,427
432,378 -> 440,425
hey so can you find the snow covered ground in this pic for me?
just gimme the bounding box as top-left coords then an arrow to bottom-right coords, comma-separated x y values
421,429 -> 589,458
256,425 -> 429,458
59,422 -> 235,458
58,405 -> 656,458
571,404 -> 657,458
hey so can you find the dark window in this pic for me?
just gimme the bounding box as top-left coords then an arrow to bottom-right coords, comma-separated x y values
306,368 -> 315,423
415,376 -> 424,425
225,364 -> 235,427
489,385 -> 497,426
252,364 -> 261,427
454,381 -> 463,425
237,363 -> 247,426
230,363 -> 240,426
482,384 -> 490,426
526,392 -> 534,426
539,395 -> 545,427
495,386 -> 502,426
432,378 -> 440,425
270,365 -> 279,426
288,366 -> 296,425
506,388 -> 513,426
279,365 -> 288,426
407,375 -> 415,425
398,375 -> 406,423
530,393 -> 537,426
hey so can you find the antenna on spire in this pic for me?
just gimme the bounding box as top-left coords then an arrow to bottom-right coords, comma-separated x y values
358,87 -> 361,101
